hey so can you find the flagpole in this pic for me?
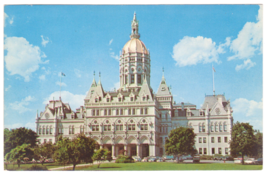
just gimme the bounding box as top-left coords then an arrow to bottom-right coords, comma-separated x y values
212,65 -> 215,96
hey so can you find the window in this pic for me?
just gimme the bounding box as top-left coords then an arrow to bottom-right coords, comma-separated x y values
212,148 -> 215,154
199,148 -> 202,154
104,109 -> 107,115
92,125 -> 99,131
219,123 -> 222,132
58,127 -> 63,135
44,139 -> 47,143
132,108 -> 135,115
39,127 -> 42,135
108,109 -> 111,115
225,148 -> 229,155
116,122 -> 123,131
128,108 -> 131,115
211,137 -> 214,143
204,148 -> 207,154
120,109 -> 123,115
224,123 -> 227,131
104,120 -> 111,131
125,75 -> 128,84
118,97 -> 122,102
211,125 -> 214,132
137,74 -> 141,84
107,98 -> 110,102
95,98 -> 98,102
46,126 -> 49,134
92,110 -> 95,116
128,124 -> 135,131
80,125 -> 84,134
145,108 -> 148,114
203,137 -> 206,143
50,126 -> 52,134
143,96 -> 146,101
199,137 -> 202,143
96,110 -> 99,116
43,127 -> 45,134
199,125 -> 202,132
49,139 -> 52,143
218,148 -> 222,154
140,108 -> 143,114
224,137 -> 228,143
218,137 -> 221,143
116,109 -> 119,115
141,124 -> 148,130
131,74 -> 134,84
72,126 -> 74,134
202,125 -> 205,132
131,97 -> 134,101
215,124 -> 219,132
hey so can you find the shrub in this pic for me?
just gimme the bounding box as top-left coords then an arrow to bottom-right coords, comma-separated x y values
115,155 -> 134,163
200,155 -> 213,160
27,164 -> 48,170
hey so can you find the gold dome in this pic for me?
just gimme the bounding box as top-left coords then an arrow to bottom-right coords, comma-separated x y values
122,38 -> 149,54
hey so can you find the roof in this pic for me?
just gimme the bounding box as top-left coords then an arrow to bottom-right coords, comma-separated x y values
201,94 -> 227,110
122,38 -> 148,54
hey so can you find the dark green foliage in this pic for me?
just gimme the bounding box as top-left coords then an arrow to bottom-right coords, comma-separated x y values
165,127 -> 196,162
27,164 -> 48,170
92,148 -> 112,168
200,155 -> 213,160
254,131 -> 263,158
34,142 -> 55,165
4,127 -> 38,156
54,134 -> 96,170
230,122 -> 257,164
5,144 -> 34,168
115,155 -> 134,163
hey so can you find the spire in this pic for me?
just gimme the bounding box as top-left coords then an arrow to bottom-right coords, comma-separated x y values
98,72 -> 101,85
130,12 -> 140,39
161,67 -> 166,84
91,71 -> 97,87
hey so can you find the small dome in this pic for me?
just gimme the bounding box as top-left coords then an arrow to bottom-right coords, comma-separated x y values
122,38 -> 149,54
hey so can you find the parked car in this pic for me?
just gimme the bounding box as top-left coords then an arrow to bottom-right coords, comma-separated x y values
132,156 -> 141,162
234,158 -> 242,164
141,157 -> 149,162
255,158 -> 263,165
157,157 -> 164,162
162,155 -> 174,161
244,158 -> 255,164
193,156 -> 200,163
148,157 -> 157,162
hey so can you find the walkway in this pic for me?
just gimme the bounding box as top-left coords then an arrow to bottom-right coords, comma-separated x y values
49,161 -> 112,170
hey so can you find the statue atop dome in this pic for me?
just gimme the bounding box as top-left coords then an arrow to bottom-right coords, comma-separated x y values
130,12 -> 140,39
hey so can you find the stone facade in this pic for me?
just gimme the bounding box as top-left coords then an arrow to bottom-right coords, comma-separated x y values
35,13 -> 233,158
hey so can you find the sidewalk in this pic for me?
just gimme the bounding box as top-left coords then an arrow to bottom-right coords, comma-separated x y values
49,161 -> 111,170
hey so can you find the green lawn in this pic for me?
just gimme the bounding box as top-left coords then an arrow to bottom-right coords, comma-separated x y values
4,163 -> 72,171
74,162 -> 262,171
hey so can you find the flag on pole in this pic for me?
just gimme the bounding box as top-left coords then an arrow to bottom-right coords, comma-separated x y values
212,66 -> 216,72
61,72 -> 66,76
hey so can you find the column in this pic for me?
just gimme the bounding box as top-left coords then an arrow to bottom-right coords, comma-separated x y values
115,146 -> 119,157
112,144 -> 115,158
136,144 -> 140,157
149,144 -> 155,156
124,144 -> 128,156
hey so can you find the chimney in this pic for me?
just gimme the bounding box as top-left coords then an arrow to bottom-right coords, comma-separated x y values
181,102 -> 184,111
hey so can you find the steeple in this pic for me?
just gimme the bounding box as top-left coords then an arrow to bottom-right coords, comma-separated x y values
157,67 -> 171,96
91,71 -> 97,87
98,72 -> 101,85
36,110 -> 39,119
161,67 -> 166,84
130,12 -> 140,39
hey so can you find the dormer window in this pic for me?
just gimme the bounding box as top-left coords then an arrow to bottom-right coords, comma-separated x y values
119,97 -> 122,102
107,98 -> 110,102
161,87 -> 166,91
95,98 -> 98,102
131,97 -> 134,101
143,96 -> 146,101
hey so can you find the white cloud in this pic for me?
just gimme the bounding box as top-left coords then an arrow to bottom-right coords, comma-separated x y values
43,91 -> 85,110
9,17 -> 14,24
5,85 -> 11,91
235,59 -> 256,71
9,96 -> 35,114
4,13 -> 14,27
4,36 -> 49,82
232,98 -> 262,117
172,36 -> 228,66
5,122 -> 36,131
228,5 -> 262,60
74,69 -> 81,78
109,39 -> 113,45
39,74 -> 46,80
41,67 -> 51,74
110,51 -> 120,61
25,122 -> 36,130
41,35 -> 49,47
56,81 -> 67,87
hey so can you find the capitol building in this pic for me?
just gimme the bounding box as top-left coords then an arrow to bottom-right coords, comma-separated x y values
35,13 -> 233,158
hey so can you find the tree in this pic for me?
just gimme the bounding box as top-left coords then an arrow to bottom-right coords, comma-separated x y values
165,127 -> 196,162
34,142 -> 55,165
5,144 -> 34,168
254,130 -> 263,158
4,127 -> 38,156
92,148 -> 110,168
230,122 -> 256,164
54,137 -> 70,169
54,134 -> 96,170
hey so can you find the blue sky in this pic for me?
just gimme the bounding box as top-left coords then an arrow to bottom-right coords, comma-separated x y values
3,5 -> 263,131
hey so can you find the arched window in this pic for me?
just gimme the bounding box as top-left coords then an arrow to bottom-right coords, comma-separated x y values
46,126 -> 49,134
42,126 -> 45,134
128,119 -> 135,131
104,120 -> 111,131
92,120 -> 99,131
211,123 -> 214,132
69,125 -> 72,134
50,126 -> 52,135
215,123 -> 219,132
80,125 -> 84,134
140,119 -> 148,130
224,122 -> 227,132
39,126 -> 42,135
202,123 -> 205,132
199,123 -> 202,132
219,123 -> 223,132
116,120 -> 123,131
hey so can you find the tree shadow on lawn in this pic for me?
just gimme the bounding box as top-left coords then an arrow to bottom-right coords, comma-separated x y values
99,167 -> 121,169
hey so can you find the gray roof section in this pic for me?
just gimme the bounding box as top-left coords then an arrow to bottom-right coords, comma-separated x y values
201,94 -> 227,110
